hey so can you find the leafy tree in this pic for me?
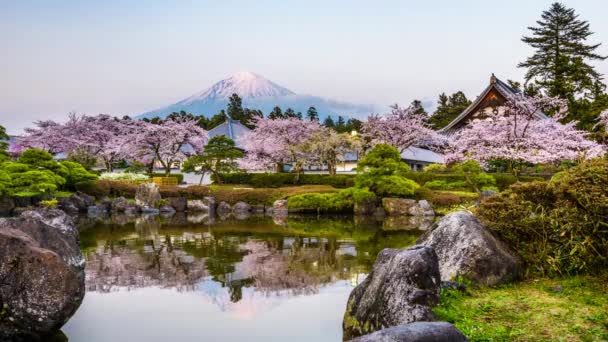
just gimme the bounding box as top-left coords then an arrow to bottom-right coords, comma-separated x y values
428,91 -> 472,129
182,135 -> 243,185
306,107 -> 319,121
518,2 -> 607,100
0,124 -> 9,162
323,115 -> 335,128
268,106 -> 284,120
355,144 -> 419,197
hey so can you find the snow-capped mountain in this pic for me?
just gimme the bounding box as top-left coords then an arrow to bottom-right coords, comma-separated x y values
137,71 -> 377,119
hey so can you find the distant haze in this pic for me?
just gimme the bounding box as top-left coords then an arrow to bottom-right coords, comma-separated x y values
1,0 -> 607,134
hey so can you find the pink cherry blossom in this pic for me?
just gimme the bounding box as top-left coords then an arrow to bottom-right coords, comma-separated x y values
446,94 -> 606,169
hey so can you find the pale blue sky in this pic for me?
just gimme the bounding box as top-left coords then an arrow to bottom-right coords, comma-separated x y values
1,0 -> 607,134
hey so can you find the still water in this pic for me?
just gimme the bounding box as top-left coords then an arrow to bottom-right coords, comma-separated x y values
61,213 -> 427,342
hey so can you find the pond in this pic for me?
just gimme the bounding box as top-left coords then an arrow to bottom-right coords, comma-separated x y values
61,213 -> 428,341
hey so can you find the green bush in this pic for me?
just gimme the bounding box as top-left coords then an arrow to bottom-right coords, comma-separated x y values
355,144 -> 419,197
424,180 -> 468,190
0,170 -> 12,196
215,172 -> 355,188
60,161 -> 97,189
287,187 -> 376,213
478,159 -> 608,276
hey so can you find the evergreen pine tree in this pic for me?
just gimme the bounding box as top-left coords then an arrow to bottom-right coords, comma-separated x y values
306,106 -> 319,121
284,108 -> 297,118
227,93 -> 245,120
428,91 -> 472,129
410,99 -> 427,116
323,115 -> 335,128
268,106 -> 284,120
518,2 -> 607,99
0,125 -> 10,162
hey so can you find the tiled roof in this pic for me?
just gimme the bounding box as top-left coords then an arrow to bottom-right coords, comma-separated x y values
207,120 -> 251,149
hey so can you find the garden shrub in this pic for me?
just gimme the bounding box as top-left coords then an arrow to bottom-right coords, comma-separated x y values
0,170 -> 12,196
414,186 -> 434,201
287,187 -> 376,213
354,144 -> 419,197
60,161 -> 97,189
215,172 -> 355,188
477,159 -> 608,276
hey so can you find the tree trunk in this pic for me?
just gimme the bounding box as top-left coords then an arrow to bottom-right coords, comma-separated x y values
275,163 -> 283,173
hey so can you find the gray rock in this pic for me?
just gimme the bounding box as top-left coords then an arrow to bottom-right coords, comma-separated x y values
216,201 -> 232,216
135,182 -> 161,209
0,209 -> 84,340
167,197 -> 187,212
382,198 -> 435,217
87,205 -> 107,216
0,197 -> 15,216
343,245 -> 441,340
417,211 -> 521,286
111,197 -> 130,212
187,199 -> 209,212
70,192 -> 95,211
272,200 -> 288,215
124,205 -> 140,215
382,198 -> 417,216
354,198 -> 378,216
348,322 -> 469,342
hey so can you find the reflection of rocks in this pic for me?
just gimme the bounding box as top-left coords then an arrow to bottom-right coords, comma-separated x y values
134,215 -> 161,237
349,322 -> 469,342
383,216 -> 434,231
272,200 -> 288,215
187,212 -> 215,224
217,201 -> 232,216
0,209 -> 84,341
343,245 -> 440,339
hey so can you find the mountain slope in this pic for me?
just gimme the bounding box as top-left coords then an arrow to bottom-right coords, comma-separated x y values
137,71 -> 377,119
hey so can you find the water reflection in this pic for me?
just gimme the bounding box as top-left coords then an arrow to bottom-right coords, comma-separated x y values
64,214 -> 424,342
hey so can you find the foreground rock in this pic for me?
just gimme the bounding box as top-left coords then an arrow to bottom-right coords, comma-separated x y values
0,209 -> 85,341
135,182 -> 161,209
349,322 -> 469,342
343,245 -> 441,340
417,211 -> 521,286
382,198 -> 435,216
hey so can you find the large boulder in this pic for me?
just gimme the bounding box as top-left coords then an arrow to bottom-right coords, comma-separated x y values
348,322 -> 469,342
187,197 -> 216,214
382,198 -> 435,216
0,209 -> 85,340
417,211 -> 521,286
135,182 -> 161,209
343,245 -> 441,340
232,202 -> 252,219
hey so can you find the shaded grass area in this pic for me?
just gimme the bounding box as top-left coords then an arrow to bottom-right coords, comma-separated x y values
434,276 -> 608,342
207,184 -> 339,205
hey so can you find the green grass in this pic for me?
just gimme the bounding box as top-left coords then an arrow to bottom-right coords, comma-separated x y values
53,191 -> 74,198
434,276 -> 608,342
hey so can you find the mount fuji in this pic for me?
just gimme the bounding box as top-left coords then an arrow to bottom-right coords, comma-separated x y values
137,71 -> 377,119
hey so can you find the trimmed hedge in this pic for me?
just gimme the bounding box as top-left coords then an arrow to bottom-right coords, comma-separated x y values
216,172 -> 542,191
151,173 -> 184,184
214,173 -> 355,188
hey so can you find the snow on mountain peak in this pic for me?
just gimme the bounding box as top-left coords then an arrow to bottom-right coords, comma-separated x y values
181,71 -> 295,104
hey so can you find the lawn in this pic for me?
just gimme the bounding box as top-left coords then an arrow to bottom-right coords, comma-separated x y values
434,276 -> 608,342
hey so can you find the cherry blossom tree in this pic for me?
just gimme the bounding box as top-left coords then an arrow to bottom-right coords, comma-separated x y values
20,120 -> 69,154
297,129 -> 359,175
240,117 -> 324,173
362,104 -> 446,153
127,118 -> 208,175
446,94 -> 606,176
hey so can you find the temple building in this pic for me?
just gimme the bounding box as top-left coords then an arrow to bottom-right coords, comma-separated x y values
440,74 -> 548,136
